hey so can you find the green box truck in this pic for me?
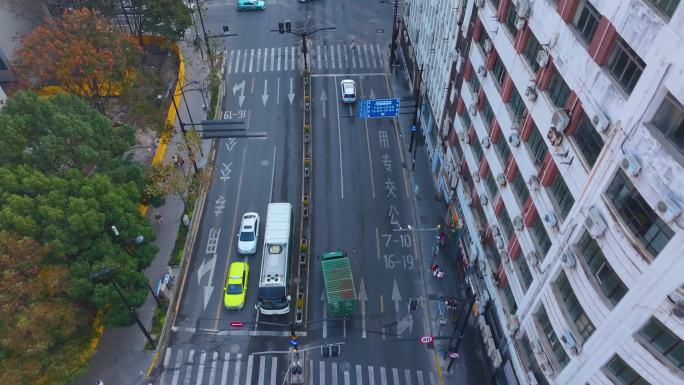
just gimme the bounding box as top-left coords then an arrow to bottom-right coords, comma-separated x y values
320,251 -> 357,317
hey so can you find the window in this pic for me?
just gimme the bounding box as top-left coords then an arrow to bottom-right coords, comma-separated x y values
484,171 -> 499,199
606,170 -> 674,257
499,209 -> 515,241
652,93 -> 684,157
494,135 -> 512,165
523,31 -> 543,72
508,87 -> 526,123
537,307 -> 570,370
646,0 -> 680,19
478,27 -> 490,51
606,36 -> 645,94
461,108 -> 472,131
531,217 -> 551,256
605,355 -> 653,385
469,71 -> 481,93
527,124 -> 549,168
490,0 -> 501,9
511,171 -> 530,205
572,0 -> 600,44
482,101 -> 495,129
516,254 -> 533,291
572,112 -> 604,167
472,135 -> 485,161
493,56 -> 507,87
639,317 -> 684,372
547,69 -> 572,109
577,231 -> 628,305
504,3 -> 518,36
501,284 -> 518,313
0,57 -> 7,71
556,271 -> 596,340
548,175 -> 575,218
519,334 -> 551,385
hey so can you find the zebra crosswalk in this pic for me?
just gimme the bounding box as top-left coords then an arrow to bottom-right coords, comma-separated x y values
225,44 -> 387,74
158,347 -> 436,385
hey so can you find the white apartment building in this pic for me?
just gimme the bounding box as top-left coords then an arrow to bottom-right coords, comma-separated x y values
400,1 -> 684,385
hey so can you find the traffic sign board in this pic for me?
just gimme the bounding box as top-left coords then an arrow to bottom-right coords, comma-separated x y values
289,340 -> 299,347
358,98 -> 400,118
411,125 -> 417,132
449,352 -> 460,359
419,336 -> 434,344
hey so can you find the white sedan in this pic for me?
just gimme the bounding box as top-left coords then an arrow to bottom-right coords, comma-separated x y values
237,212 -> 260,255
340,79 -> 357,103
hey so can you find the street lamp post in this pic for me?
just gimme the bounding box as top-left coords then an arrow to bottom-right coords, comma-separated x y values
90,267 -> 157,348
194,0 -> 212,57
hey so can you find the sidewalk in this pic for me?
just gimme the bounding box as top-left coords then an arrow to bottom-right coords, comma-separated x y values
73,40 -> 211,385
390,65 -> 493,384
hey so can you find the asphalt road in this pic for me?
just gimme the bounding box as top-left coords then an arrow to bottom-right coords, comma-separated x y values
154,1 -> 444,385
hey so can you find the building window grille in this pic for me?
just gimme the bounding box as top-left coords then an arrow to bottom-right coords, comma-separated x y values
547,69 -> 572,109
504,4 -> 518,36
604,355 -> 653,385
526,124 -> 548,168
482,101 -> 495,129
639,317 -> 684,372
652,93 -> 684,157
472,134 -> 485,161
493,56 -> 507,87
508,87 -> 526,123
511,171 -> 530,206
577,231 -> 628,305
469,71 -> 481,93
461,108 -> 472,130
523,32 -> 543,73
537,307 -> 570,370
572,112 -> 604,167
548,175 -> 574,218
606,170 -> 674,257
646,0 -> 680,19
531,217 -> 551,256
484,171 -> 499,200
499,209 -> 515,241
516,254 -> 533,292
556,272 -> 595,340
494,135 -> 511,165
478,27 -> 490,51
606,36 -> 646,94
572,0 -> 600,44
501,283 -> 518,313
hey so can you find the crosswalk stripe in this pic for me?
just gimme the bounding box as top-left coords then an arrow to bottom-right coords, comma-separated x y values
404,369 -> 412,385
234,51 -> 240,74
370,44 -> 378,68
392,368 -> 399,385
323,46 -> 328,69
227,52 -> 234,73
245,354 -> 254,385
368,366 -> 375,385
332,362 -> 338,385
164,347 -> 172,367
271,47 -> 275,71
343,45 -> 349,69
380,367 -> 387,385
220,353 -> 230,385
319,361 -> 326,385
330,45 -> 335,69
291,46 -> 296,71
208,352 -> 218,385
416,370 -> 425,385
234,353 -> 242,385
337,45 -> 343,69
257,48 -> 262,72
363,44 -> 371,68
258,355 -> 266,385
171,348 -> 182,385
183,350 -> 194,385
309,360 -> 314,385
277,47 -> 282,71
270,357 -> 278,385
344,369 -> 351,385
196,352 -> 206,385
376,44 -> 384,65
429,372 -> 437,385
317,45 -> 321,69
241,50 -> 248,72
249,49 -> 254,72
263,48 -> 268,71
351,46 -> 357,69
356,365 -> 363,385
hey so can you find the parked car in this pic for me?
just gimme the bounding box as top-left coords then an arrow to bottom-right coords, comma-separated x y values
224,261 -> 249,310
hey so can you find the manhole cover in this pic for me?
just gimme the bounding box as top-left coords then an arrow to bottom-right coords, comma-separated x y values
229,343 -> 241,354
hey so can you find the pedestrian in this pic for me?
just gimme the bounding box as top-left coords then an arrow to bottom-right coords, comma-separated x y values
350,38 -> 357,50
436,268 -> 445,279
439,231 -> 446,246
432,264 -> 440,278
154,212 -> 162,223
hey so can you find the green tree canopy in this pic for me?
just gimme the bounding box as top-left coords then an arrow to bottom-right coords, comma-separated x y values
128,0 -> 193,42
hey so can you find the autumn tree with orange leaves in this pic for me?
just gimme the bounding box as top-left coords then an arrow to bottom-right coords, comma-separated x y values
13,8 -> 142,114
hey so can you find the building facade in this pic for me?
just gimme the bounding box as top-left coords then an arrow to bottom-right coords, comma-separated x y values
401,0 -> 684,384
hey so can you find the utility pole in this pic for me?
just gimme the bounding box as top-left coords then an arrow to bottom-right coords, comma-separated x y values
195,0 -> 212,57
390,0 -> 399,66
446,292 -> 477,372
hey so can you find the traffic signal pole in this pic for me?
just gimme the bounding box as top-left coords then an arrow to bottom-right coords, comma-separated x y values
272,21 -> 335,73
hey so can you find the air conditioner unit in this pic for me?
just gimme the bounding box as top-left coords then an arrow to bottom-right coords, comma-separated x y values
472,94 -> 480,105
469,104 -> 479,116
656,195 -> 682,223
473,172 -> 481,182
464,191 -> 473,206
482,195 -> 489,205
561,250 -> 576,268
495,236 -> 505,250
526,372 -> 539,385
455,164 -> 462,175
540,361 -> 554,375
561,331 -> 578,351
501,251 -> 510,262
535,50 -> 549,68
483,325 -> 492,338
475,0 -> 485,8
527,251 -> 539,266
477,65 -> 487,77
513,216 -> 524,231
514,0 -> 531,18
481,137 -> 491,148
531,340 -> 543,355
669,286 -> 684,319
592,112 -> 611,134
484,38 -> 493,54
497,173 -> 507,186
525,86 -> 537,101
551,109 -> 570,132
515,17 -> 526,30
528,175 -> 540,191
544,212 -> 558,227
584,205 -> 607,238
508,132 -> 521,147
620,153 -> 641,177
547,127 -> 563,146
511,120 -> 521,130
458,130 -> 466,142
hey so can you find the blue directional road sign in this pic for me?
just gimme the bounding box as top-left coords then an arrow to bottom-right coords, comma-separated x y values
358,98 -> 400,119
289,340 -> 299,347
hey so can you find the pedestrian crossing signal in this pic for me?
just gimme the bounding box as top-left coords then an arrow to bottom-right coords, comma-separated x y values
278,22 -> 285,34
285,20 -> 292,33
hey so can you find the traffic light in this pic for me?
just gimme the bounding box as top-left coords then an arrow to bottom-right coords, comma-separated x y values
285,20 -> 292,33
321,345 -> 330,358
278,22 -> 285,34
331,344 -> 340,357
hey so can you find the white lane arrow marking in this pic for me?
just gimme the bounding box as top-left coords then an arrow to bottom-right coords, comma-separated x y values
321,291 -> 328,339
391,278 -> 402,317
233,80 -> 245,107
369,88 -> 376,100
225,138 -> 237,152
397,314 -> 414,336
197,254 -> 217,310
261,79 -> 269,106
220,161 -> 233,182
358,278 -> 368,339
288,77 -> 295,105
320,91 -> 328,118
